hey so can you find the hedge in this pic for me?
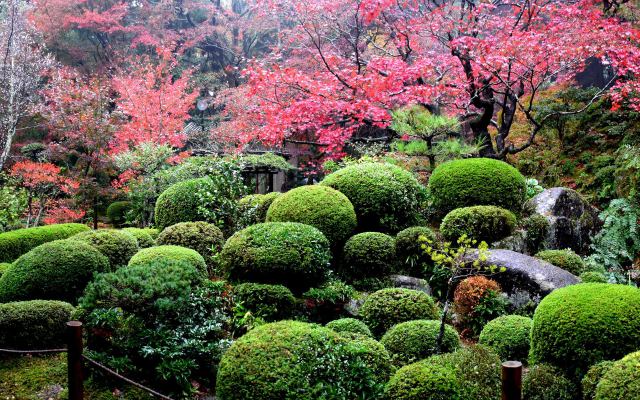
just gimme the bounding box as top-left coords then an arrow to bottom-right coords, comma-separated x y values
582,361 -> 614,400
156,221 -> 224,259
154,178 -> 208,230
219,222 -> 331,293
215,321 -> 392,399
594,351 -> 640,400
381,320 -> 460,367
0,240 -> 109,303
0,262 -> 10,278
321,162 -> 426,233
0,300 -> 75,349
232,282 -> 296,321
128,245 -> 208,278
522,364 -> 576,400
360,288 -> 439,337
385,360 -> 461,400
479,315 -> 532,363
106,201 -> 131,227
530,283 -> 640,379
326,318 -> 373,337
535,249 -> 585,276
428,158 -> 526,215
122,227 -> 156,248
440,206 -> 517,244
266,185 -> 357,245
341,232 -> 396,280
0,223 -> 90,263
395,226 -> 437,275
72,229 -> 139,268
237,192 -> 281,227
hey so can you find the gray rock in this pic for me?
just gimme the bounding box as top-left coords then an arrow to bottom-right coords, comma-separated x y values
466,249 -> 580,296
526,187 -> 601,254
389,274 -> 432,295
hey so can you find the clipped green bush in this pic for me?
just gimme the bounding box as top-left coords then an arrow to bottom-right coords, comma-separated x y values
0,240 -> 109,303
440,206 -> 517,243
266,185 -> 356,244
157,221 -> 224,259
326,318 -> 372,337
594,351 -> 640,400
219,222 -> 331,293
479,315 -> 532,362
143,228 -> 160,239
381,320 -> 460,366
0,300 -> 75,349
106,201 -> 131,227
341,232 -> 396,280
580,271 -> 608,283
122,227 -> 156,248
0,262 -> 10,278
522,364 -> 576,400
395,226 -> 436,275
535,249 -> 585,275
582,361 -> 614,400
237,192 -> 281,227
233,282 -> 296,321
128,245 -> 208,278
215,321 -> 392,400
360,288 -> 439,337
154,178 -> 207,230
72,229 -> 139,268
0,223 -> 90,263
385,360 -> 462,400
530,283 -> 640,379
428,158 -> 527,215
321,162 -> 426,233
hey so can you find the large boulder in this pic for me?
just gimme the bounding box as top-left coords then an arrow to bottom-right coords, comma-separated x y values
526,187 -> 600,254
465,249 -> 579,296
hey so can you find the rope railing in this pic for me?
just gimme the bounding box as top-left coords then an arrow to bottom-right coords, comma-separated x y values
0,347 -> 67,354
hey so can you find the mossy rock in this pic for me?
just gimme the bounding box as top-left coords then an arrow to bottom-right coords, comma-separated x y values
535,249 -> 585,275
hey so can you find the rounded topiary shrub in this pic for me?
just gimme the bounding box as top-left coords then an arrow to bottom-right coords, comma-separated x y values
154,178 -> 208,230
326,318 -> 372,337
143,228 -> 160,240
0,223 -> 90,263
321,162 -> 426,233
522,364 -> 576,400
219,222 -> 331,293
360,288 -> 439,337
594,352 -> 640,400
381,320 -> 460,367
0,262 -> 10,278
106,201 -> 131,227
582,361 -> 614,400
530,283 -> 640,379
266,185 -> 357,245
580,271 -> 608,283
128,245 -> 208,278
395,226 -> 436,275
478,315 -> 532,362
215,321 -> 392,399
156,221 -> 224,260
385,360 -> 462,400
0,300 -> 75,349
0,240 -> 109,303
122,228 -> 156,248
454,276 -> 502,317
440,206 -> 517,243
341,232 -> 396,280
238,192 -> 281,227
72,229 -> 139,268
232,282 -> 296,321
535,249 -> 585,276
428,158 -> 527,215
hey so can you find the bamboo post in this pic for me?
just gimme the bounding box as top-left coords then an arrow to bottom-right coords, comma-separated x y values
501,361 -> 523,400
67,321 -> 84,400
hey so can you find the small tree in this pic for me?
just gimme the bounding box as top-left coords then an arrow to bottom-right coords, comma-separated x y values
421,234 -> 504,353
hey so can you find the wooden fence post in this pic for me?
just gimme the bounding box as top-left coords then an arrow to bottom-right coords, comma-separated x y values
67,321 -> 84,400
501,361 -> 523,400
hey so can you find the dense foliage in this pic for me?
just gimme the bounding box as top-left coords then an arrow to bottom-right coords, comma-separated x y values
395,226 -> 436,276
341,232 -> 397,282
0,300 -> 74,349
106,201 -> 131,227
128,245 -> 208,278
0,223 -> 89,263
581,361 -> 614,400
478,315 -> 532,363
122,227 -> 156,248
594,351 -> 640,400
237,192 -> 281,228
156,221 -> 224,260
440,206 -> 517,244
72,229 -> 139,268
326,318 -> 373,337
380,320 -> 460,367
232,282 -> 296,321
535,249 -> 585,276
522,364 -> 576,400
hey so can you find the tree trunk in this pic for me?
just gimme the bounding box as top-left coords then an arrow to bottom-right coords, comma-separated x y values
436,281 -> 454,354
93,197 -> 98,230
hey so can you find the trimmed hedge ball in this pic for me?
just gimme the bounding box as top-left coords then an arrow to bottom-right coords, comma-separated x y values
535,249 -> 585,276
0,262 -> 10,278
232,282 -> 296,321
530,283 -> 640,379
479,315 -> 532,362
360,288 -> 439,337
321,162 -> 426,233
0,240 -> 109,303
128,245 -> 208,278
381,320 -> 460,367
106,201 -> 131,227
122,228 -> 156,248
428,158 -> 527,215
582,361 -> 614,400
220,222 -> 331,293
580,271 -> 608,283
266,185 -> 357,245
238,192 -> 281,226
157,221 -> 224,259
154,178 -> 207,230
594,351 -> 640,400
522,364 -> 576,400
385,360 -> 461,400
0,223 -> 90,263
0,300 -> 75,349
215,321 -> 392,400
440,206 -> 517,243
143,228 -> 160,239
72,229 -> 139,268
342,232 -> 396,280
326,318 -> 373,337
395,226 -> 436,273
